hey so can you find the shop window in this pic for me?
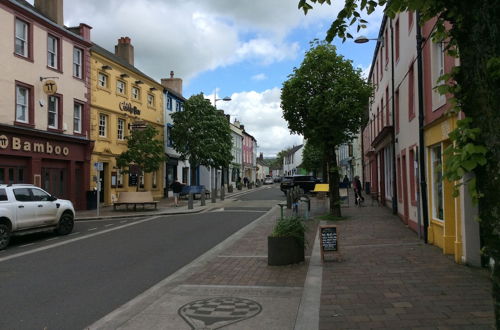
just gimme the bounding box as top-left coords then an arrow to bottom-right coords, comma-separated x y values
117,118 -> 125,140
73,47 -> 83,78
431,145 -> 444,220
74,102 -> 83,133
15,18 -> 31,59
99,114 -> 108,137
98,73 -> 108,88
47,34 -> 59,70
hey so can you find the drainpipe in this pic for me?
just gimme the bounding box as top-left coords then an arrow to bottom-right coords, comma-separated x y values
390,18 -> 398,215
416,12 -> 429,243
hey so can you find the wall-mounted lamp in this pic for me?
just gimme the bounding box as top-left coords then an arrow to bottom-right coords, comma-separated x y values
120,73 -> 129,78
135,80 -> 144,84
40,76 -> 59,82
101,65 -> 112,70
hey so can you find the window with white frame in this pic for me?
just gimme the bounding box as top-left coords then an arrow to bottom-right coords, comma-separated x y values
99,114 -> 107,137
116,80 -> 125,94
175,101 -> 181,112
431,145 -> 444,220
15,19 -> 29,57
132,87 -> 140,100
117,118 -> 125,140
48,95 -> 59,129
98,73 -> 108,88
167,97 -> 172,110
16,85 -> 29,123
148,94 -> 154,107
73,48 -> 83,78
47,35 -> 58,69
74,102 -> 82,133
117,169 -> 123,187
432,40 -> 446,108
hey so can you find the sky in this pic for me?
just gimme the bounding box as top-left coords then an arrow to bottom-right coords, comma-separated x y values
39,0 -> 383,157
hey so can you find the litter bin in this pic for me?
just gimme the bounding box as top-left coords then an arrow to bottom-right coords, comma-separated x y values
86,190 -> 97,210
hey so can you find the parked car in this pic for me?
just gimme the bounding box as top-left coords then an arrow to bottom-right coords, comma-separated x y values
273,176 -> 282,183
264,177 -> 274,185
280,175 -> 320,195
0,184 -> 75,250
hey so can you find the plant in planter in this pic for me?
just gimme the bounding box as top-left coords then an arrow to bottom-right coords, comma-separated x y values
237,182 -> 243,190
228,184 -> 234,193
268,216 -> 306,266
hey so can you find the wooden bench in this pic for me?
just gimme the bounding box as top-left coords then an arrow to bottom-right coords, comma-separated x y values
180,185 -> 210,200
113,191 -> 158,211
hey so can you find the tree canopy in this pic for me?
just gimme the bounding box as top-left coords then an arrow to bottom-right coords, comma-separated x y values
281,40 -> 371,215
301,140 -> 323,174
115,124 -> 166,189
170,93 -> 233,183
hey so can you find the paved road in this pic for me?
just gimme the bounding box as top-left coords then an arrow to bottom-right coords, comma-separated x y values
0,187 -> 282,330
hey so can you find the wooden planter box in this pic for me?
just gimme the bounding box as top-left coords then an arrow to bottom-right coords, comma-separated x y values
268,236 -> 305,266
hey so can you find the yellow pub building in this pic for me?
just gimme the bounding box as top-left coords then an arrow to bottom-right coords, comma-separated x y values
90,37 -> 164,205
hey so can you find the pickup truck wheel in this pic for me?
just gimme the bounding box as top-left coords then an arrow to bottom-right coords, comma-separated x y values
56,213 -> 74,235
0,224 -> 11,250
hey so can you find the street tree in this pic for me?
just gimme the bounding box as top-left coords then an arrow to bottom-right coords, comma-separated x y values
116,124 -> 166,191
297,0 -> 500,324
170,93 -> 233,185
302,140 -> 324,178
281,40 -> 371,216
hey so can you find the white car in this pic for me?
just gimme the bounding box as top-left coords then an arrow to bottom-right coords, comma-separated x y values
264,177 -> 274,185
0,184 -> 75,250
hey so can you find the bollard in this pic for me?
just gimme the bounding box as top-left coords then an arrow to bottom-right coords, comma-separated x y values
286,189 -> 292,209
201,191 -> 206,206
211,189 -> 216,203
300,196 -> 310,220
277,203 -> 286,220
221,187 -> 225,201
188,193 -> 194,209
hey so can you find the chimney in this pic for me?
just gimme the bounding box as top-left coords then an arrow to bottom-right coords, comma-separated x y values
115,37 -> 134,66
34,0 -> 64,25
68,23 -> 92,42
234,119 -> 240,127
161,71 -> 183,95
260,152 -> 263,160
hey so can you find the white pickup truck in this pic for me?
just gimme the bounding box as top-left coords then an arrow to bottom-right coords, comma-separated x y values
0,184 -> 75,250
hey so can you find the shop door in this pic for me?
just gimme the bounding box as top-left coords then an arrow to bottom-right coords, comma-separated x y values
42,168 -> 67,200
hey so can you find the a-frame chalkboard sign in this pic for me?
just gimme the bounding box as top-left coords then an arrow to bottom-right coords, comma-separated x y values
319,225 -> 339,262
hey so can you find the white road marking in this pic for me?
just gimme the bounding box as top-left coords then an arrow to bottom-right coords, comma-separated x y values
104,224 -> 115,227
69,232 -> 80,236
88,228 -> 97,231
0,215 -> 161,263
46,237 -> 59,241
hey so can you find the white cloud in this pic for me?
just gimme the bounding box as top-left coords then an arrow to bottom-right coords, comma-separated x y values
252,73 -> 267,81
214,88 -> 303,157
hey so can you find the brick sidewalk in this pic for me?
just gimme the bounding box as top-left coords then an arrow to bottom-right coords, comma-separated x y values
319,203 -> 494,329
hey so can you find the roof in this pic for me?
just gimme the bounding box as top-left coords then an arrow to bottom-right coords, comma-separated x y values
164,87 -> 186,101
91,43 -> 162,88
286,144 -> 304,156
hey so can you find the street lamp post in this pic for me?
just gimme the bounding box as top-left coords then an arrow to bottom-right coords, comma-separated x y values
212,92 -> 232,191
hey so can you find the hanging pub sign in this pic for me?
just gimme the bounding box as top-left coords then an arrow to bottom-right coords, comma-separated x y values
43,80 -> 57,95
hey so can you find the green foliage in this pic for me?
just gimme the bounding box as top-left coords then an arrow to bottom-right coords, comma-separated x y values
170,93 -> 233,170
302,140 -> 323,172
116,124 -> 166,174
443,118 -> 487,202
271,216 -> 307,248
281,40 -> 371,148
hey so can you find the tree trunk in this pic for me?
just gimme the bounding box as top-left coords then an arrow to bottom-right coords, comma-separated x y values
189,162 -> 197,185
327,146 -> 341,217
453,1 -> 500,325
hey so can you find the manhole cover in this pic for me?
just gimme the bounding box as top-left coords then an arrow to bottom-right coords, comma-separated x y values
178,297 -> 262,329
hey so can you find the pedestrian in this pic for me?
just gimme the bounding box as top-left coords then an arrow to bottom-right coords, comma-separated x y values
342,175 -> 350,188
353,175 -> 364,205
243,177 -> 248,187
170,179 -> 183,207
